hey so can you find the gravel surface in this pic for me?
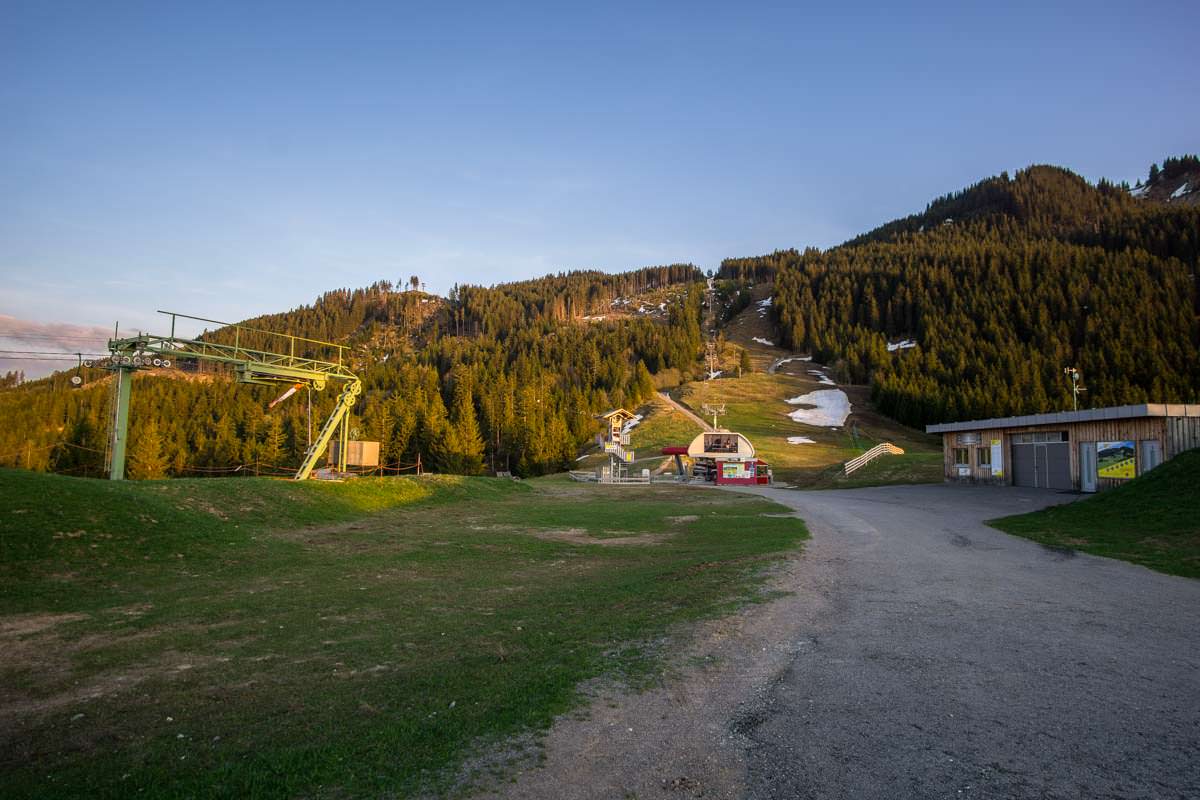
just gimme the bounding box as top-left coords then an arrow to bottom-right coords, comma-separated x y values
484,484 -> 1200,800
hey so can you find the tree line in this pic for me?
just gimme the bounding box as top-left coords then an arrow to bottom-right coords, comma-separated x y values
0,268 -> 704,479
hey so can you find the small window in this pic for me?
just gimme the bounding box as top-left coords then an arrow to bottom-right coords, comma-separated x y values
953,447 -> 970,466
977,447 -> 991,467
1012,433 -> 1034,444
704,434 -> 739,454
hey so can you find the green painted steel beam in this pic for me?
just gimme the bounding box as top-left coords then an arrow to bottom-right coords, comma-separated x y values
106,321 -> 361,481
108,334 -> 355,383
108,366 -> 133,480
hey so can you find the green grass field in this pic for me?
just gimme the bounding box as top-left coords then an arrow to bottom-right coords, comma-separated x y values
990,449 -> 1200,578
0,469 -> 807,799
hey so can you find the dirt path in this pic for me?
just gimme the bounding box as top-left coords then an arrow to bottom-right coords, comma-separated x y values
481,484 -> 1200,799
658,391 -> 714,432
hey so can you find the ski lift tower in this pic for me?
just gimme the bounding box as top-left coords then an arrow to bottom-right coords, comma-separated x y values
596,408 -> 637,483
102,310 -> 361,481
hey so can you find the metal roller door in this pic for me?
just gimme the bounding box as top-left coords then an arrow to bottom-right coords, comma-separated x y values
1012,438 -> 1071,490
1012,443 -> 1036,487
1042,443 -> 1071,489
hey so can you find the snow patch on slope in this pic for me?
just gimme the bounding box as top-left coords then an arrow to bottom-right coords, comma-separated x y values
1171,182 -> 1190,199
752,337 -> 775,347
786,389 -> 851,427
887,339 -> 917,352
787,436 -> 815,445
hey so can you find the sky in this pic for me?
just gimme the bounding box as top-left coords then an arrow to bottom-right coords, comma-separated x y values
2,0 -> 1198,376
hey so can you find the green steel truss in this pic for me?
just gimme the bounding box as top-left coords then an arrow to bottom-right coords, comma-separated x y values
106,311 -> 361,481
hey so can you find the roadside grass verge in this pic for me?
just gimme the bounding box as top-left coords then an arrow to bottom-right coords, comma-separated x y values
0,469 -> 807,798
774,451 -> 944,489
989,449 -> 1200,578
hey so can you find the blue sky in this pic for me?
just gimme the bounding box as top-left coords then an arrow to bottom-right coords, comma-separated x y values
2,0 -> 1198,348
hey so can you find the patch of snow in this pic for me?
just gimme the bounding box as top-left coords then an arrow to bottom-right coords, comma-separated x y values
621,414 -> 644,434
786,389 -> 851,427
1129,184 -> 1150,198
769,356 -> 812,374
757,297 -> 773,308
786,436 -> 815,445
808,369 -> 836,386
1171,182 -> 1190,199
658,302 -> 667,311
752,337 -> 775,346
708,370 -> 723,380
887,339 -> 917,352
575,454 -> 591,462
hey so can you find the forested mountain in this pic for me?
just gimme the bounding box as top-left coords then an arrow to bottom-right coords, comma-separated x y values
721,162 -> 1200,426
0,267 -> 705,478
5,159 -> 1198,479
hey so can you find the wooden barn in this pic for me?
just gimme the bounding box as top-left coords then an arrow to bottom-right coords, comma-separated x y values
927,403 -> 1200,492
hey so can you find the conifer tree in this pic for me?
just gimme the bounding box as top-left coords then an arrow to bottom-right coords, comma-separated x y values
128,418 -> 169,480
449,379 -> 485,475
261,414 -> 286,468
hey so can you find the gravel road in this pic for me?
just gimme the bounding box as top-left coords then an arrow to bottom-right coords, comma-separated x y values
485,484 -> 1200,800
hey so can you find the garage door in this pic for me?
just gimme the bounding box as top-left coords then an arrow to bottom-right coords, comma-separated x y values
1012,443 -> 1036,487
1011,433 -> 1072,490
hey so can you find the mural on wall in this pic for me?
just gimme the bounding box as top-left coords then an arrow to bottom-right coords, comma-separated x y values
1097,441 -> 1136,479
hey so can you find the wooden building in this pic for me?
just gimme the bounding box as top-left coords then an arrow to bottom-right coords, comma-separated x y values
927,404 -> 1200,492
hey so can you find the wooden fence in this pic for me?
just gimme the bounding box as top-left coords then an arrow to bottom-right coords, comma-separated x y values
844,442 -> 905,475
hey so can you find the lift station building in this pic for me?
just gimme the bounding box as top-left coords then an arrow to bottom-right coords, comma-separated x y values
663,430 -> 771,486
927,403 -> 1200,492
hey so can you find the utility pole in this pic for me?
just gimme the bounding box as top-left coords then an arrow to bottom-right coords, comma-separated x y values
1063,366 -> 1086,411
705,340 -> 718,379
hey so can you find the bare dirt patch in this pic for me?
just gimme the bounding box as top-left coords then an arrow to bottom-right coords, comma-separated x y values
0,612 -> 89,639
532,528 -> 671,547
0,609 -> 225,742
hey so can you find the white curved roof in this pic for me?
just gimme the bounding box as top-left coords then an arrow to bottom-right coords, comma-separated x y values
687,431 -> 756,459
